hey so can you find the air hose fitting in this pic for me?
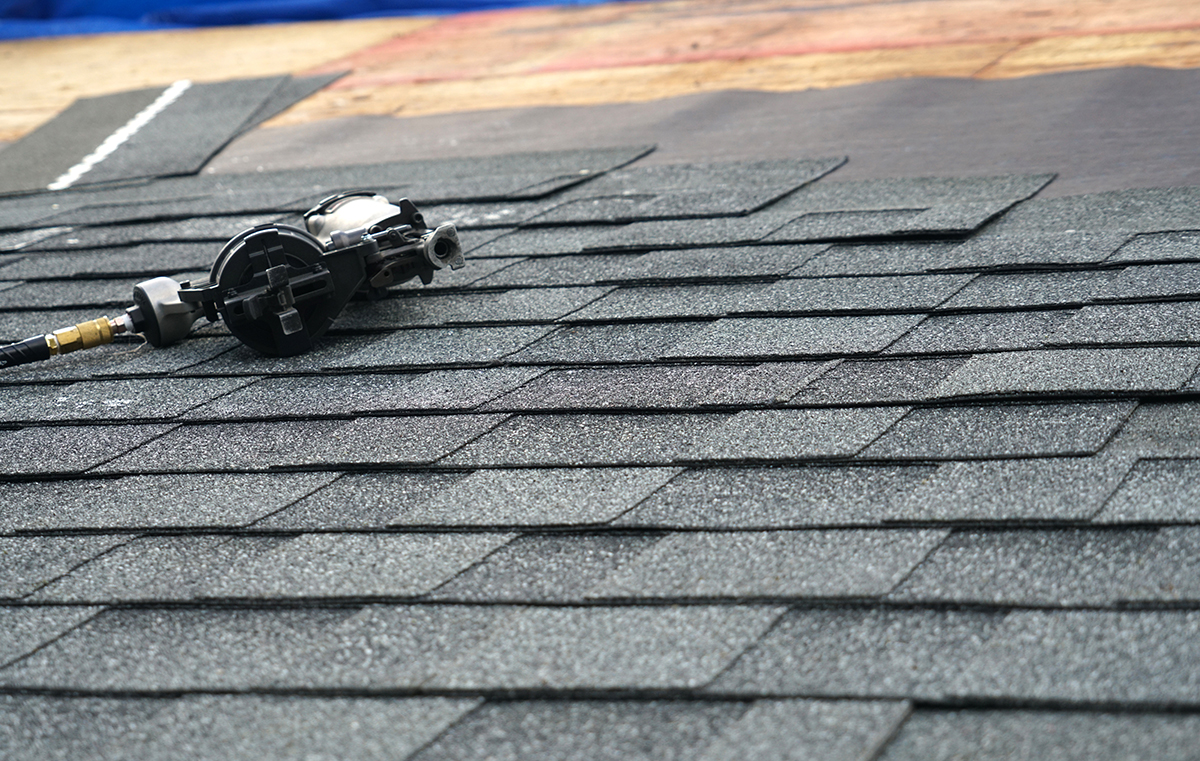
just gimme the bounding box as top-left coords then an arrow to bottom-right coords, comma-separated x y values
0,315 -> 130,369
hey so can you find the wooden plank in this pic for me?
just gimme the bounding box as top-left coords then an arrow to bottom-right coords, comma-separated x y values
266,42 -> 1014,125
2,0 -> 1200,143
983,29 -> 1200,78
0,18 -> 434,141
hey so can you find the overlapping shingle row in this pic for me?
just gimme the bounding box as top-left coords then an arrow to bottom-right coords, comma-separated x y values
2,146 -> 1200,759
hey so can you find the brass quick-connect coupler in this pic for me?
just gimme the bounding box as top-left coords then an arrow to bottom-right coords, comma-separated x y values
45,316 -> 125,356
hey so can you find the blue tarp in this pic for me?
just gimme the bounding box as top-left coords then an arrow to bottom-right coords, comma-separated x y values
0,0 -> 598,39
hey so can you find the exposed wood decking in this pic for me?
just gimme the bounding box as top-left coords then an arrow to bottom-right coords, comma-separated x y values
2,0 -> 1200,142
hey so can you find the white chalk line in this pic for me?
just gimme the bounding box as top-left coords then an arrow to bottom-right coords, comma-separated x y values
48,79 -> 193,192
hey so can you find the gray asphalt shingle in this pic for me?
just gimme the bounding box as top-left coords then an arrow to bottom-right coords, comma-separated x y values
893,455 -> 1134,522
709,607 -> 1008,700
878,710 -> 1200,761
888,529 -> 1158,606
588,530 -> 948,599
7,116 -> 1200,755
696,407 -> 910,461
861,401 -> 1136,460
669,315 -> 924,358
0,472 -> 337,532
398,467 -> 680,526
928,348 -> 1200,398
1095,458 -> 1200,523
0,607 -> 103,667
615,465 -> 940,528
426,533 -> 664,602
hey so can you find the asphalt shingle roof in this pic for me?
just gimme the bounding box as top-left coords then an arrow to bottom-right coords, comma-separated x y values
3,122 -> 1200,756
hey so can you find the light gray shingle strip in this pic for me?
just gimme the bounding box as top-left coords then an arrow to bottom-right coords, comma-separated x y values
398,467 -> 681,527
470,253 -> 637,288
504,321 -> 708,364
1094,459 -> 1200,523
708,608 -> 1008,700
0,242 -> 217,280
1105,402 -> 1200,458
0,607 -> 103,667
876,710 -> 1200,761
420,199 -> 562,229
668,314 -> 925,359
0,423 -> 177,476
793,357 -> 971,405
467,225 -> 617,257
1093,262 -> 1200,302
928,348 -> 1200,398
411,700 -> 748,761
96,419 -> 352,473
860,401 -> 1137,460
548,157 -> 846,201
771,175 -> 1055,216
750,274 -> 973,314
941,231 -> 1129,269
0,606 -> 358,691
1108,230 -> 1200,263
324,326 -> 557,369
306,605 -> 516,689
763,210 -> 923,243
587,213 -> 794,251
0,691 -> 166,758
696,407 -> 911,461
442,413 -> 733,467
0,472 -> 338,533
330,286 -> 614,330
0,694 -> 171,761
169,336 -> 365,377
893,454 -> 1135,522
616,244 -> 828,281
426,534 -> 665,603
29,535 -> 290,603
587,529 -> 948,600
428,605 -> 786,690
20,215 -> 282,252
529,188 -> 783,226
1044,301 -> 1200,346
0,227 -> 74,252
480,365 -> 753,411
983,186 -> 1200,236
891,200 -> 1016,236
696,699 -> 911,761
184,368 -> 541,420
615,465 -> 939,528
1118,527 -> 1200,603
706,360 -> 835,406
0,279 -> 139,309
0,337 -> 237,384
960,610 -> 1200,704
103,695 -> 482,761
791,242 -> 964,277
938,270 -> 1123,310
307,414 -> 509,466
392,255 -> 524,292
254,472 -> 468,530
207,533 -> 515,600
882,310 -> 1076,355
0,377 -> 255,424
888,529 -> 1158,606
565,283 -> 775,321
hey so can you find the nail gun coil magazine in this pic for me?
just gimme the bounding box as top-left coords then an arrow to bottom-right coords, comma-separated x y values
0,191 -> 464,369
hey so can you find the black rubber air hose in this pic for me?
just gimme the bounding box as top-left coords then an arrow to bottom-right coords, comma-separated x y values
0,335 -> 50,369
